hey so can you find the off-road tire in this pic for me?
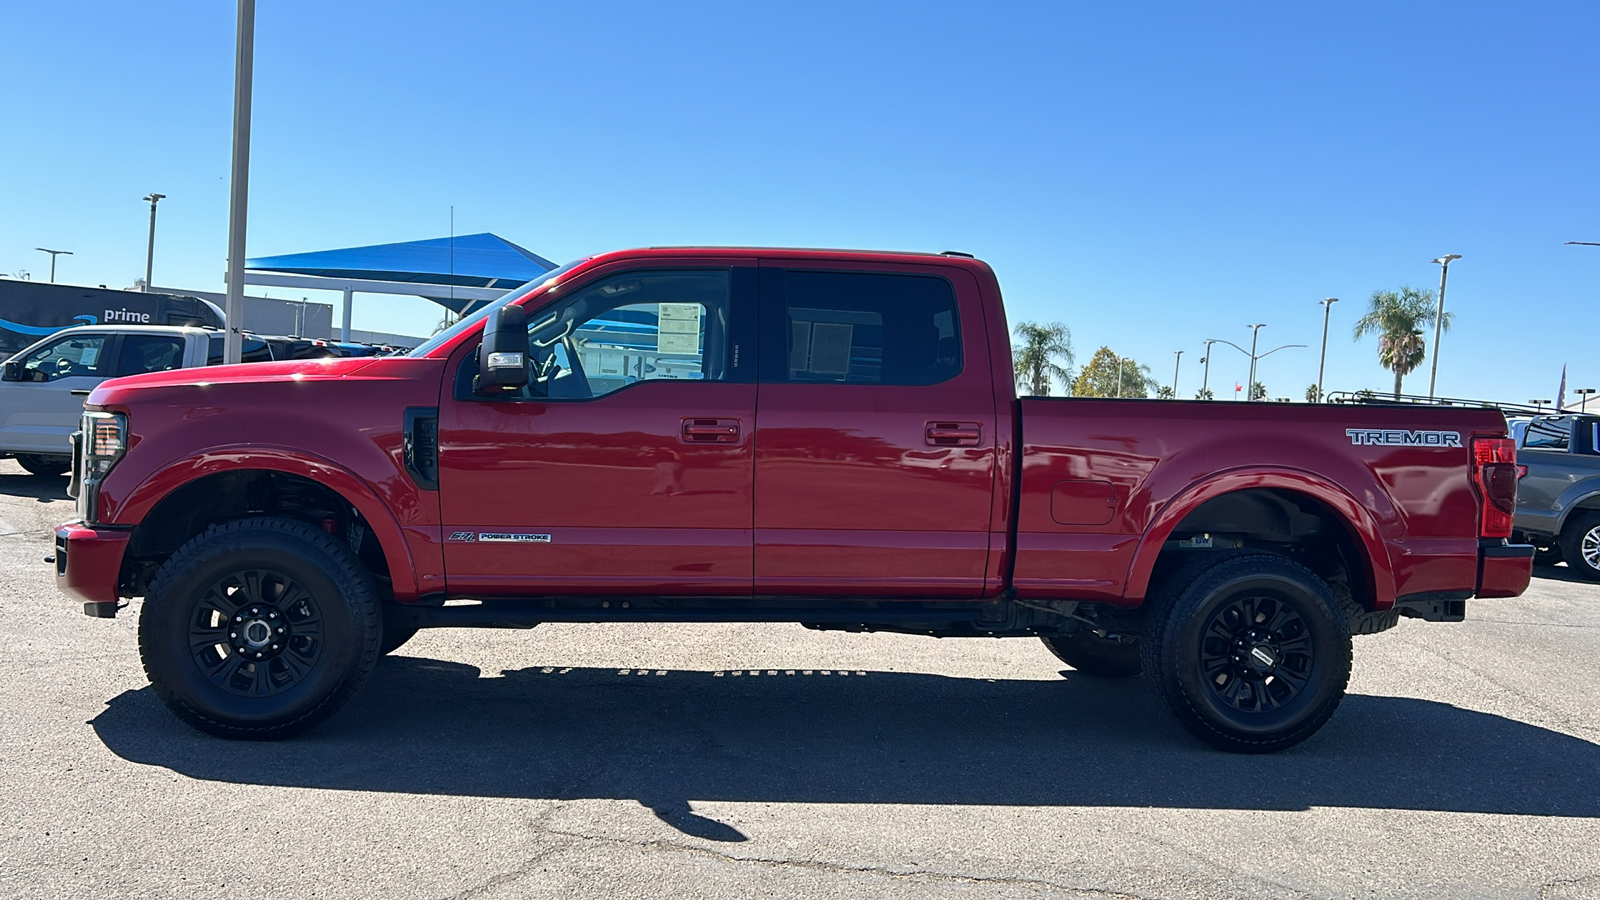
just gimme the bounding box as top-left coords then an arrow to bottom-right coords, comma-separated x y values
1333,581 -> 1400,636
1141,552 -> 1352,754
138,516 -> 381,739
16,454 -> 69,477
1040,632 -> 1142,677
1559,513 -> 1600,582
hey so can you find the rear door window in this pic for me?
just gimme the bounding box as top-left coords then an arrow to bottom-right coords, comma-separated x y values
761,270 -> 960,385
1521,419 -> 1570,451
115,335 -> 186,375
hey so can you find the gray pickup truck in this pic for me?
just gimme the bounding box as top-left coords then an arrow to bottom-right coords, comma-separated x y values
1510,413 -> 1600,580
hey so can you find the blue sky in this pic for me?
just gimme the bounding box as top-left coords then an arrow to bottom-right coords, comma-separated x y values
2,1 -> 1596,404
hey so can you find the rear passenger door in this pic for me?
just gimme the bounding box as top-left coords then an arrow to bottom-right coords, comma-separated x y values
753,261 -> 997,598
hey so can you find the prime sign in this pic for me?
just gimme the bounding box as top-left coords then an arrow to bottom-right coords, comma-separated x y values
1346,428 -> 1463,448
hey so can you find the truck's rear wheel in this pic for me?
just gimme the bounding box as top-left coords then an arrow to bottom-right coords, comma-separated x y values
1559,513 -> 1600,582
138,517 -> 381,739
1040,632 -> 1141,677
1141,553 -> 1352,753
16,454 -> 69,477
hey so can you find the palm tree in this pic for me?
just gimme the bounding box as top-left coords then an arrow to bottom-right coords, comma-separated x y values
1012,321 -> 1075,396
1352,287 -> 1451,399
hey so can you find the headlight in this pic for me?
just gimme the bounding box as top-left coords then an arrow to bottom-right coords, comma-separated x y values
78,411 -> 127,524
83,411 -> 127,475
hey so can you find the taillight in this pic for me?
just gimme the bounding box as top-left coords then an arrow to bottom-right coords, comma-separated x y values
1472,436 -> 1517,538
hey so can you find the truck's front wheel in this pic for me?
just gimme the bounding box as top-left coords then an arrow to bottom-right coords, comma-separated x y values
1142,553 -> 1351,753
138,517 -> 381,739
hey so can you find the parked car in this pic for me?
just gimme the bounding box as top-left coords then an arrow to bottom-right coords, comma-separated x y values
53,247 -> 1532,752
1,325 -> 214,475
1508,414 -> 1600,579
2,326 -> 343,473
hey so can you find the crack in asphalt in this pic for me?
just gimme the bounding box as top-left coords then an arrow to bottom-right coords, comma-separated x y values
1541,872 -> 1600,899
443,820 -> 1154,899
1407,640 -> 1597,736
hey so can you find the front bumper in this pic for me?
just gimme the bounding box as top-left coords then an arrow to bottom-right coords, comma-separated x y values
54,522 -> 132,617
1478,540 -> 1535,599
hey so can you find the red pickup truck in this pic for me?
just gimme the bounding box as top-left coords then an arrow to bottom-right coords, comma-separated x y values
53,247 -> 1533,752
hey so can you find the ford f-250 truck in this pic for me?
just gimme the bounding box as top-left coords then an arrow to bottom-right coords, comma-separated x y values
52,248 -> 1534,752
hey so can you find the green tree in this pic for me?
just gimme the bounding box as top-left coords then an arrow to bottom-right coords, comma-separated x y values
1195,387 -> 1214,400
1250,381 -> 1268,401
1155,385 -> 1176,399
1305,383 -> 1321,403
1011,321 -> 1075,396
1072,346 -> 1157,398
1352,286 -> 1452,399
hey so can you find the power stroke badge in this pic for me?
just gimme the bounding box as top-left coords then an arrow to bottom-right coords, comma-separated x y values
448,532 -> 552,543
1345,428 -> 1462,448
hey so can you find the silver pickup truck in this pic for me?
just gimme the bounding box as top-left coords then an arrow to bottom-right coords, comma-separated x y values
0,325 -> 219,475
1511,413 -> 1600,580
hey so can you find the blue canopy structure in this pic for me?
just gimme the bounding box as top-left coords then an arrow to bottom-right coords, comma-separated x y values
246,233 -> 559,314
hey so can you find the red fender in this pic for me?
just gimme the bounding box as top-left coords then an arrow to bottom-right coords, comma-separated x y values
1122,466 -> 1397,609
111,445 -> 428,602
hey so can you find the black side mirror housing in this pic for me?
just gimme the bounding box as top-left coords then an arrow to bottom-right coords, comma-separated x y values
473,304 -> 530,394
0,360 -> 20,382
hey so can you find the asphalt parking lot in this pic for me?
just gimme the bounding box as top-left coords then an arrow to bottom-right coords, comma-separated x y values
1,457 -> 1596,900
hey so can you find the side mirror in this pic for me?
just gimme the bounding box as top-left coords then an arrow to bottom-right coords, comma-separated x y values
474,304 -> 530,394
1,360 -> 20,382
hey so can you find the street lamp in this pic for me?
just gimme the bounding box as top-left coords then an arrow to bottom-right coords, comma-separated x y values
1427,254 -> 1462,399
1246,324 -> 1266,398
1530,399 -> 1551,413
1316,298 -> 1338,403
1171,350 -> 1183,396
1199,339 -> 1218,398
35,248 -> 72,282
1207,329 -> 1306,402
1576,388 -> 1597,413
143,193 -> 166,291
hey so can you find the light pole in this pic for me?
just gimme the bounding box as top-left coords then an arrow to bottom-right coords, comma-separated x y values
142,193 -> 166,291
1530,399 -> 1551,414
222,0 -> 256,365
1316,298 -> 1338,402
1246,323 -> 1266,400
1576,388 -> 1596,413
1427,254 -> 1461,399
1206,331 -> 1306,402
35,248 -> 72,282
1171,350 -> 1183,396
1200,339 -> 1217,398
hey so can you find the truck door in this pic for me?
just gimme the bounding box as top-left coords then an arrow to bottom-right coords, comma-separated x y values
753,262 -> 997,598
437,263 -> 758,596
0,331 -> 114,456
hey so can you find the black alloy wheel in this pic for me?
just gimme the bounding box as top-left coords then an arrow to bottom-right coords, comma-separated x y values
187,569 -> 324,697
1142,553 -> 1352,753
140,517 -> 380,739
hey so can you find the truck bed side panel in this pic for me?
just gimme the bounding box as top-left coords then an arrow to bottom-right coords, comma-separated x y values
1013,398 -> 1509,606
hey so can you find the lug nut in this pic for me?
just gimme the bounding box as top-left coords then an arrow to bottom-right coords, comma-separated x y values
271,644 -> 278,650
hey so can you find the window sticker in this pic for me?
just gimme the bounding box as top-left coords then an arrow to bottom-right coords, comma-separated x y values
79,346 -> 100,366
657,303 -> 701,356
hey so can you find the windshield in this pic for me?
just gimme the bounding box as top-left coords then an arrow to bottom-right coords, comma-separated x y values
408,259 -> 586,357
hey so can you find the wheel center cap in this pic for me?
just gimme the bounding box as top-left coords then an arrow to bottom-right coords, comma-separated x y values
1248,644 -> 1277,669
243,620 -> 272,648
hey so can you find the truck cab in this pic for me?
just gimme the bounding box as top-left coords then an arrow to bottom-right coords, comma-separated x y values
1508,413 -> 1600,579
